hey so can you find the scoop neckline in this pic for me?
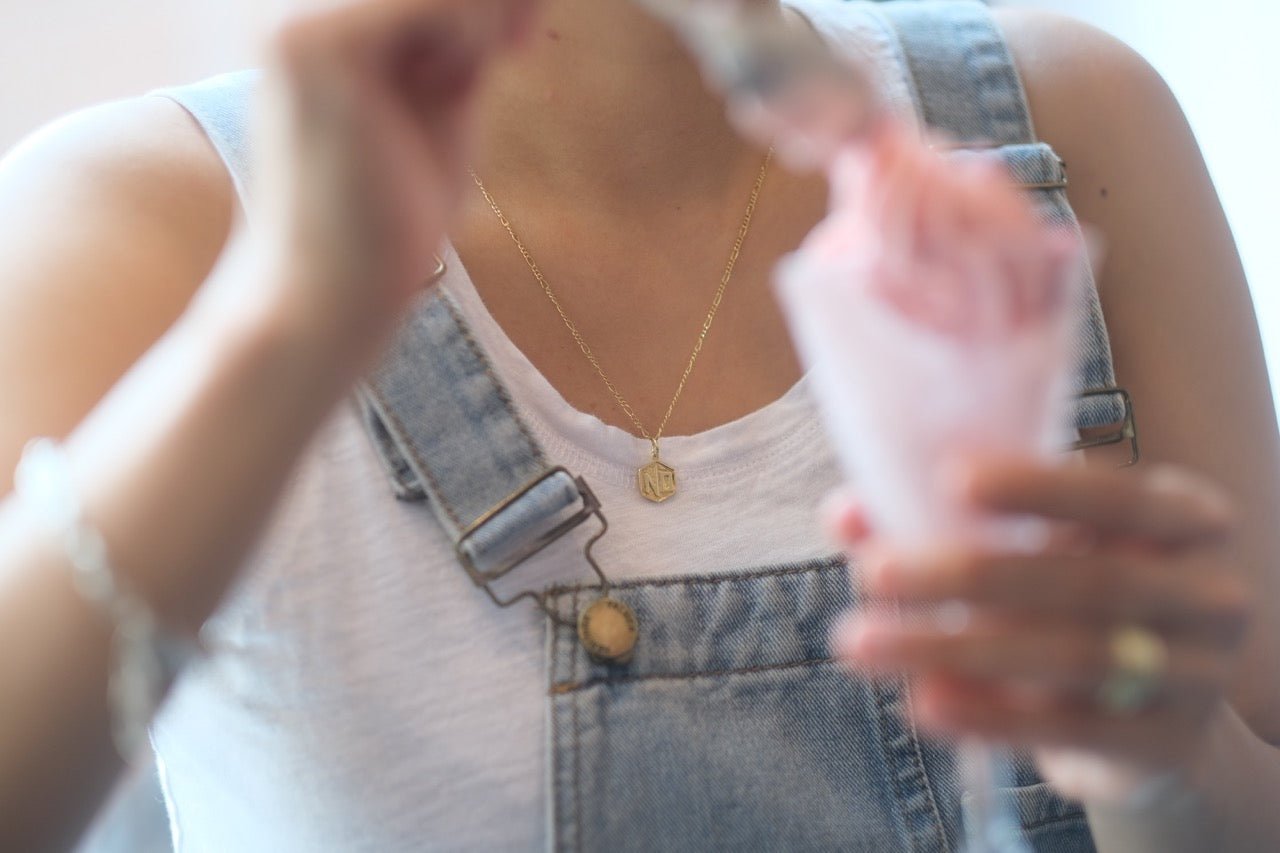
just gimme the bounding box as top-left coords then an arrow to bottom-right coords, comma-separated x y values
437,240 -> 820,483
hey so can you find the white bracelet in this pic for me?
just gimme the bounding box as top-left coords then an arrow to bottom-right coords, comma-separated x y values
12,437 -> 198,760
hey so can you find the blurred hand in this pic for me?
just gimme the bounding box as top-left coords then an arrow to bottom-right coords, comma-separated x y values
824,459 -> 1250,805
249,0 -> 539,362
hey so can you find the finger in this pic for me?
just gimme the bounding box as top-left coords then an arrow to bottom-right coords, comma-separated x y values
820,489 -> 873,546
950,155 -> 1045,328
911,674 -> 1213,769
864,549 -> 1250,645
874,127 -> 930,274
953,459 -> 1236,547
837,615 -> 1231,702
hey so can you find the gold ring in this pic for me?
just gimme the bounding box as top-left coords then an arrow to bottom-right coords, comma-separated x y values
1096,625 -> 1169,715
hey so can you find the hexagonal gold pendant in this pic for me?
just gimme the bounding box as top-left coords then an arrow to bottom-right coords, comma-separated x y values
637,459 -> 676,503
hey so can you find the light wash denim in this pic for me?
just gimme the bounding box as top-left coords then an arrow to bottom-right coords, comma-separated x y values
878,0 -> 1126,430
148,1 -> 1118,849
543,558 -> 1092,851
355,292 -> 589,579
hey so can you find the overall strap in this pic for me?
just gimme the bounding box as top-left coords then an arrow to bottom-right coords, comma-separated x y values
879,0 -> 1035,147
355,284 -> 609,605
150,72 -> 609,612
877,1 -> 1135,445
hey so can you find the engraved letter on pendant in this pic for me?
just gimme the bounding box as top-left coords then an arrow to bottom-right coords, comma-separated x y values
637,460 -> 677,503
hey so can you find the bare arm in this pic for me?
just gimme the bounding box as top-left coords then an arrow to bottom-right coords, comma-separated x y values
0,95 -> 234,492
0,1 -> 536,847
1001,9 -> 1280,850
0,263 -> 362,851
0,96 -> 364,849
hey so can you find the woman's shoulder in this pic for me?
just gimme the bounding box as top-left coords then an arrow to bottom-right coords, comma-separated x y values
1,90 -> 237,246
993,6 -> 1165,105
992,8 -> 1188,264
0,92 -> 235,487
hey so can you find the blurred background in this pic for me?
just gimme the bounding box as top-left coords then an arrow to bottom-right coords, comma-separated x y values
1,1 -> 1276,851
3,0 -> 1278,410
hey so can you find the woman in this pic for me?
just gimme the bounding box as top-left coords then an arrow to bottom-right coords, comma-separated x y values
0,0 -> 1277,849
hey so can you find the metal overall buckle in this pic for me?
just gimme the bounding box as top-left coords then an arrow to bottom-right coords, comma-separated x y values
454,466 -> 638,663
1070,387 -> 1140,467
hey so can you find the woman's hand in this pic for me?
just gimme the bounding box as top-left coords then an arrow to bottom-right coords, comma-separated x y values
249,0 -> 539,366
825,458 -> 1251,805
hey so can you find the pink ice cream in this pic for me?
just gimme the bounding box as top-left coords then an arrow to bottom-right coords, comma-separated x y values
775,121 -> 1084,550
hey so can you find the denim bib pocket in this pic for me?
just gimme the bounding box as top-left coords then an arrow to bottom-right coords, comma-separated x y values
546,559 -> 947,852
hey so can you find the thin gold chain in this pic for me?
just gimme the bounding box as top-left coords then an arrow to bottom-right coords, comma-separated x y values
468,148 -> 773,459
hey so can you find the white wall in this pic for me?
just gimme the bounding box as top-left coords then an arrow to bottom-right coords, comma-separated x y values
2,0 -> 1277,406
2,2 -> 252,144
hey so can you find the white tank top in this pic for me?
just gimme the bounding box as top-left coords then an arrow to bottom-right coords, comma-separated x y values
151,3 -> 921,849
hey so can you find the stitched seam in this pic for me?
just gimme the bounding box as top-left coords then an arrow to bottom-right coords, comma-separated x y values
872,6 -> 927,132
973,8 -> 1037,142
439,291 -> 547,469
873,679 -> 926,853
876,600 -> 943,852
364,382 -> 464,529
548,606 -> 560,852
965,15 -> 1002,146
550,605 -> 562,693
551,655 -> 836,695
545,553 -> 847,596
903,678 -> 953,853
571,588 -> 583,853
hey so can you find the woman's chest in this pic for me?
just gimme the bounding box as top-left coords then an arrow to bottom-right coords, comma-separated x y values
152,402 -> 849,848
449,173 -> 828,439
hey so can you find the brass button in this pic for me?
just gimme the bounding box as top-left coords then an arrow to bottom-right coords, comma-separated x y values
577,597 -> 638,664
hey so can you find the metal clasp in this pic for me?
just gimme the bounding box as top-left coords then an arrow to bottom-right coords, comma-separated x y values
454,466 -> 610,622
1070,387 -> 1140,467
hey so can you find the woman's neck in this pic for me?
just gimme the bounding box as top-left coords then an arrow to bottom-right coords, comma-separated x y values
471,0 -> 792,215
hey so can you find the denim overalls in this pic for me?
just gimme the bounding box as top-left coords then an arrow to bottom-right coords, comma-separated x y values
155,2 -> 1131,850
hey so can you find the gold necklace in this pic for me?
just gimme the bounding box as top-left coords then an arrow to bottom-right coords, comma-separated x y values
469,150 -> 773,503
